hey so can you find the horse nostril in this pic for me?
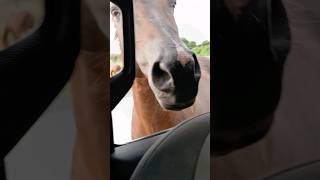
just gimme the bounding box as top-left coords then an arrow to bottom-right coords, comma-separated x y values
151,62 -> 173,93
176,53 -> 201,80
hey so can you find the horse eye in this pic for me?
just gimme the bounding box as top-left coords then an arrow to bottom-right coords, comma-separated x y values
111,9 -> 121,17
171,0 -> 176,8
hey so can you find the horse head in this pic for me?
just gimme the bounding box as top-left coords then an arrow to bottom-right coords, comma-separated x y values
111,0 -> 201,111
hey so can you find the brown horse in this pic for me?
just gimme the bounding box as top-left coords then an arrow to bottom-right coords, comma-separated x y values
111,0 -> 210,139
110,64 -> 122,77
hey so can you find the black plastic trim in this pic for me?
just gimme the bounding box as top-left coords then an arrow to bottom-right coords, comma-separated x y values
111,130 -> 168,180
110,0 -> 136,110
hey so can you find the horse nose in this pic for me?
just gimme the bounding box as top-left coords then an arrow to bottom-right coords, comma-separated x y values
151,61 -> 174,93
176,51 -> 201,80
176,49 -> 193,66
151,53 -> 200,93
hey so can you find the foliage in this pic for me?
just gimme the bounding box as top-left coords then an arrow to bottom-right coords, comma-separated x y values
181,37 -> 210,57
110,54 -> 120,64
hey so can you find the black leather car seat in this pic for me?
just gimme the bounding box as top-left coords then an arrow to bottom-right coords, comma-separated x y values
130,113 -> 210,180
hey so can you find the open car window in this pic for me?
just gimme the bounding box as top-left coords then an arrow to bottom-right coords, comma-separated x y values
110,2 -> 123,78
111,0 -> 210,145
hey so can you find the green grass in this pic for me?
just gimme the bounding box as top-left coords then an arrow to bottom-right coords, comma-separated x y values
181,38 -> 210,57
110,54 -> 122,66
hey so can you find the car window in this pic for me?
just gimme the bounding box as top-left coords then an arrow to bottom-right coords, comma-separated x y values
0,0 -> 45,51
111,0 -> 210,145
110,2 -> 123,77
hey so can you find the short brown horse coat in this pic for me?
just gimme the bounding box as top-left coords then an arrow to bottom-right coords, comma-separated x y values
132,57 -> 210,139
110,64 -> 122,77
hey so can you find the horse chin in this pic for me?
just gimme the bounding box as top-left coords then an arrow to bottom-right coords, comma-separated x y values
157,97 -> 196,111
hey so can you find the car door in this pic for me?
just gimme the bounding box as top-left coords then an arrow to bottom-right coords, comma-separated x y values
0,0 -> 80,179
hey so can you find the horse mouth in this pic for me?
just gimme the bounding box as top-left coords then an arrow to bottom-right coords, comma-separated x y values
153,83 -> 198,111
158,96 -> 196,111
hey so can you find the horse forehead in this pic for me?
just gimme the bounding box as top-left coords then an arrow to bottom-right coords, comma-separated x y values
134,0 -> 173,24
134,0 -> 168,9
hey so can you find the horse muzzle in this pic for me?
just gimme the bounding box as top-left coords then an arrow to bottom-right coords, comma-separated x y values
150,53 -> 201,111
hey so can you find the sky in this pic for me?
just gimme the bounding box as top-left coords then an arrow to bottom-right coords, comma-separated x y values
110,0 -> 210,54
175,0 -> 210,44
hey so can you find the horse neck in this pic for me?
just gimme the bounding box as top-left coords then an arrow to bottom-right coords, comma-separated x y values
131,72 -> 183,138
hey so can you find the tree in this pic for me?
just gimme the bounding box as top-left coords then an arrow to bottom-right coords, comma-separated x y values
181,37 -> 189,46
110,54 -> 120,63
201,40 -> 210,46
180,37 -> 210,57
181,37 -> 196,49
189,41 -> 197,49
